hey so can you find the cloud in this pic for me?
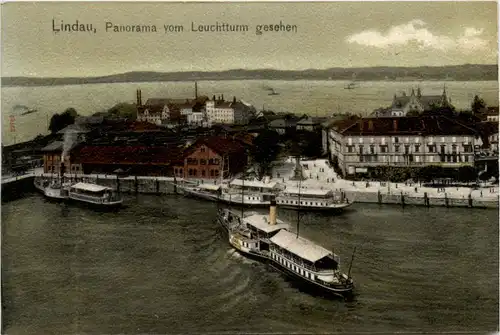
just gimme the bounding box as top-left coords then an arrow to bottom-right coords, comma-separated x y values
346,20 -> 489,53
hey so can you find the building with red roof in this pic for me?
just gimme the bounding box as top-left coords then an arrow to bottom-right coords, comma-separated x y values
174,136 -> 248,179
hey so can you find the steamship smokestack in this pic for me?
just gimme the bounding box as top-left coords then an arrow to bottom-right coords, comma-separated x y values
60,161 -> 66,179
269,199 -> 277,225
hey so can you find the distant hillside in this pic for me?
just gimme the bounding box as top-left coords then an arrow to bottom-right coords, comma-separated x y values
2,64 -> 497,87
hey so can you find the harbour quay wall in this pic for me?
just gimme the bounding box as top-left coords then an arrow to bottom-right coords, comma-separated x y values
343,190 -> 499,209
2,175 -> 36,202
35,174 -> 181,195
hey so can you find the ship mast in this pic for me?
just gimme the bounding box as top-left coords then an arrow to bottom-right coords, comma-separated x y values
296,171 -> 301,239
347,246 -> 357,279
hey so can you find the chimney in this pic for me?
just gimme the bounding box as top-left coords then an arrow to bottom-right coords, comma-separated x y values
233,96 -> 236,103
393,119 -> 398,132
221,94 -> 224,101
136,89 -> 142,106
194,81 -> 198,99
269,199 -> 277,225
60,162 -> 66,178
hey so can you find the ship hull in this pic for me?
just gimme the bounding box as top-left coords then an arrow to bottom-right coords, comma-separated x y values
66,197 -> 123,211
277,203 -> 352,212
267,261 -> 354,299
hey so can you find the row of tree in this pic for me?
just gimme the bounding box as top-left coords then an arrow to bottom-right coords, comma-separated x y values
48,103 -> 139,134
357,165 -> 479,183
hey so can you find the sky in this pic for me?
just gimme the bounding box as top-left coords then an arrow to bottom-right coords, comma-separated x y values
1,1 -> 498,77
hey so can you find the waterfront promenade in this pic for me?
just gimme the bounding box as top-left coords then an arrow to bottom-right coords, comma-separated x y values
5,162 -> 499,208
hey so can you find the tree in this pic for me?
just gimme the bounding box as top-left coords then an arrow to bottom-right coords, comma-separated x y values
250,129 -> 281,177
106,102 -> 138,120
48,107 -> 79,134
471,95 -> 486,114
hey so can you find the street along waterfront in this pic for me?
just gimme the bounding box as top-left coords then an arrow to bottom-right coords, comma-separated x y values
2,194 -> 498,334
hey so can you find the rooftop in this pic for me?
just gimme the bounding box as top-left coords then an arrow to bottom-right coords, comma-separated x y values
230,179 -> 278,189
270,229 -> 333,263
281,187 -> 332,196
73,145 -> 185,165
41,141 -> 63,152
190,136 -> 247,156
329,116 -> 478,136
243,214 -> 290,233
70,182 -> 112,192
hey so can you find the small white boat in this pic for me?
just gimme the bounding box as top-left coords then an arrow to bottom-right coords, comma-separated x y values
180,178 -> 281,207
276,187 -> 352,211
68,182 -> 123,208
178,183 -> 222,201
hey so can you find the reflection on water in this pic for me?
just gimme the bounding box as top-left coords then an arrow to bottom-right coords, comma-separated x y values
2,194 -> 498,334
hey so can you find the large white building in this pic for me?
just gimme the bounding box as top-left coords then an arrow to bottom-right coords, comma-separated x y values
324,115 -> 481,176
205,97 -> 254,125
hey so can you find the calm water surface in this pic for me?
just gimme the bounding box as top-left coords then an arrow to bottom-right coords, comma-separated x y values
2,194 -> 498,334
2,80 -> 498,145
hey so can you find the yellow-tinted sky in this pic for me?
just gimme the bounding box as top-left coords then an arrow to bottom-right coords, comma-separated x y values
1,1 -> 498,77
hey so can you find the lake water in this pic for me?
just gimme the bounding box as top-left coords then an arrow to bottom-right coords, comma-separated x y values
1,194 -> 498,333
2,80 -> 498,145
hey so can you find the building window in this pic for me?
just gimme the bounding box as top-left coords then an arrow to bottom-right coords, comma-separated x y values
452,145 -> 457,153
394,145 -> 400,152
380,145 -> 387,153
415,145 -> 420,153
394,137 -> 399,143
210,169 -> 215,176
463,145 -> 473,153
347,146 -> 354,153
215,170 -> 220,177
187,158 -> 198,165
428,145 -> 435,153
202,170 -> 206,177
200,159 -> 206,165
440,145 -> 446,154
370,145 -> 375,154
359,146 -> 364,154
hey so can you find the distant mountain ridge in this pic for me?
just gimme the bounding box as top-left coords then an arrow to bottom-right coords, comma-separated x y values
2,64 -> 497,86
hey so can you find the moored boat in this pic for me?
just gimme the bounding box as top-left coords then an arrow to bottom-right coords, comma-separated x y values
276,187 -> 352,211
34,178 -> 71,201
68,182 -> 123,209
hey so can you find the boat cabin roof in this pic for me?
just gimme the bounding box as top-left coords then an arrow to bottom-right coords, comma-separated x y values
230,179 -> 278,189
71,182 -> 112,192
282,187 -> 332,196
198,184 -> 221,191
243,214 -> 290,233
270,229 -> 334,263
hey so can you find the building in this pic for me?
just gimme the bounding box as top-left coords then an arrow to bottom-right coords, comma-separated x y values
205,96 -> 254,125
268,115 -> 302,135
71,145 -> 185,176
479,106 -> 499,122
135,86 -> 209,125
372,87 -> 453,117
41,141 -> 82,174
174,136 -> 247,180
187,112 -> 205,127
296,116 -> 328,132
325,116 -> 480,176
